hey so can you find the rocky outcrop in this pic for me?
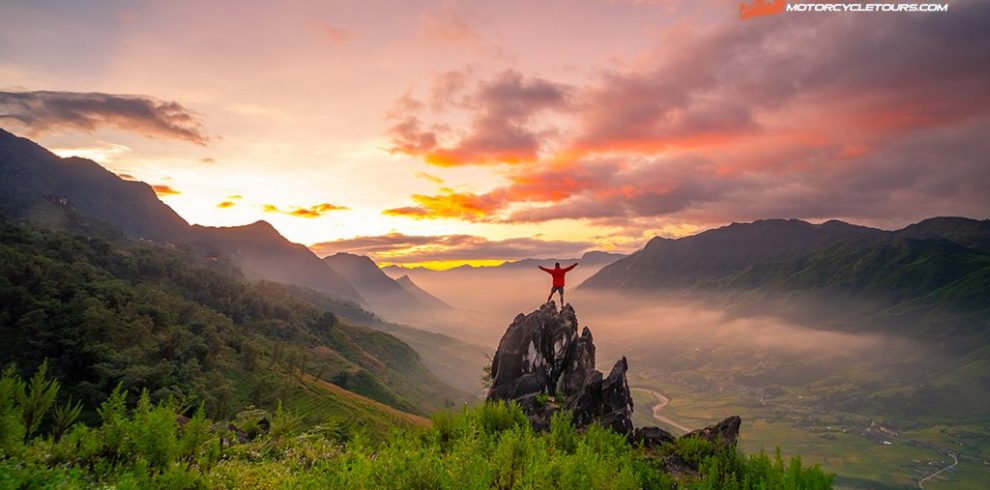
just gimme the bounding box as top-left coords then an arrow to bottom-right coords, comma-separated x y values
629,426 -> 676,448
487,302 -> 742,452
684,415 -> 742,447
487,302 -> 633,433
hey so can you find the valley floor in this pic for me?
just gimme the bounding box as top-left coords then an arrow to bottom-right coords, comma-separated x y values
630,373 -> 990,489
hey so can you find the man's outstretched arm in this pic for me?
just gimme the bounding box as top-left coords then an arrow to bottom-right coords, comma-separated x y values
538,266 -> 552,273
563,263 -> 578,272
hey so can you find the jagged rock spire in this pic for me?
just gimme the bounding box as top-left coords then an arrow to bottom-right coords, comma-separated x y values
486,302 -> 633,433
486,302 -> 742,452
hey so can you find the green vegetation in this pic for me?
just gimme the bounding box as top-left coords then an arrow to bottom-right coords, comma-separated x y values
0,366 -> 833,489
712,236 -> 990,337
629,371 -> 990,489
0,218 -> 466,426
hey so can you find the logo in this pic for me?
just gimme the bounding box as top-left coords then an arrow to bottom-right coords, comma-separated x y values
740,0 -> 787,20
739,0 -> 950,20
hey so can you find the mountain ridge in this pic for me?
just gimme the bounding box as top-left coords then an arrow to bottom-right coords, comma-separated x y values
579,217 -> 990,322
395,274 -> 450,309
0,128 -> 365,304
322,252 -> 442,312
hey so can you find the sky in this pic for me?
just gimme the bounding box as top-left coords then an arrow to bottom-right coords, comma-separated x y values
1,0 -> 988,268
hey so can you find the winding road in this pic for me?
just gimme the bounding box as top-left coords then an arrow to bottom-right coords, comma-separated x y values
635,388 -> 694,434
918,453 -> 958,489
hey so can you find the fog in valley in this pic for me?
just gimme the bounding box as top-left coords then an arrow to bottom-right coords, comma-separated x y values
384,265 -> 930,389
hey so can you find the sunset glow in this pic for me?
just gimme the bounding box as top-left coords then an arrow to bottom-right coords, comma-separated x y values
2,0 -> 987,268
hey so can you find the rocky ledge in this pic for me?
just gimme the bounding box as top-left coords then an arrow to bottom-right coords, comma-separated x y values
486,302 -> 741,450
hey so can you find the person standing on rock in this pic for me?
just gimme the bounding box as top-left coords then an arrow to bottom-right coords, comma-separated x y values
539,262 -> 577,306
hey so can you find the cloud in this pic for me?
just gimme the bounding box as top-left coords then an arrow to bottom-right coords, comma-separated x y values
216,201 -> 236,208
387,116 -> 439,156
310,232 -> 593,263
415,171 -> 444,184
418,4 -> 506,59
318,21 -> 352,44
263,202 -> 349,218
386,2 -> 990,227
0,91 -> 208,144
383,188 -> 505,221
151,184 -> 180,197
49,141 -> 131,163
388,70 -> 571,166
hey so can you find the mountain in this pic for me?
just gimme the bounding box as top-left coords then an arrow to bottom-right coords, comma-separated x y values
380,251 -> 626,331
896,216 -> 990,251
0,218 -> 469,423
580,217 -> 990,318
322,252 -> 429,311
581,219 -> 882,290
0,128 -> 191,241
484,251 -> 626,271
395,275 -> 450,309
380,250 -> 624,294
0,128 -> 364,305
193,222 -> 364,304
382,250 -> 625,277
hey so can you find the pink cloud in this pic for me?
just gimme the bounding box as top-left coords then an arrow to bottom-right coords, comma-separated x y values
386,2 -> 990,227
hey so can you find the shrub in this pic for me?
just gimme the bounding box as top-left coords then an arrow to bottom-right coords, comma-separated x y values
0,367 -> 834,489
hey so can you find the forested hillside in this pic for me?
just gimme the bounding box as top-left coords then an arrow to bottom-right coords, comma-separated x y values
0,219 -> 468,425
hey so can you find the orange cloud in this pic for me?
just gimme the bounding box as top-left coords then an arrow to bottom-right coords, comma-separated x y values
263,202 -> 349,218
415,171 -> 444,184
151,184 -> 180,197
217,201 -> 236,208
383,189 -> 504,221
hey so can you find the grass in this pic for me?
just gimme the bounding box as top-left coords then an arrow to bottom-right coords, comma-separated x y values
0,364 -> 835,489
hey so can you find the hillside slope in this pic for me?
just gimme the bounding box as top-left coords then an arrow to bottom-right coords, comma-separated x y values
322,252 -> 422,311
580,218 -> 990,320
0,128 -> 364,304
0,219 -> 469,421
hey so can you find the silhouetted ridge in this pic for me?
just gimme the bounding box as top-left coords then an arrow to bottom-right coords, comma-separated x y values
395,275 -> 450,309
0,128 -> 366,305
895,216 -> 990,251
191,223 -> 365,304
0,127 -> 191,241
323,252 -> 431,311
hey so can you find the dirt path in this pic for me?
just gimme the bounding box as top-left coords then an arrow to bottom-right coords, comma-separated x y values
918,453 -> 958,489
634,388 -> 694,434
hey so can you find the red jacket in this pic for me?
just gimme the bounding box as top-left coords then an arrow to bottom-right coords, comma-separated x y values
540,264 -> 576,288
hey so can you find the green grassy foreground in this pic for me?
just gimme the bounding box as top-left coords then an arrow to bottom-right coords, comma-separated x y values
0,366 -> 833,489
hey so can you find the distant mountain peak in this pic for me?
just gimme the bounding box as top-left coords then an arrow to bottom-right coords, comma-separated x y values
324,253 -> 430,311
192,220 -> 287,244
326,251 -> 378,265
394,275 -> 450,309
246,219 -> 277,230
580,250 -> 624,260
